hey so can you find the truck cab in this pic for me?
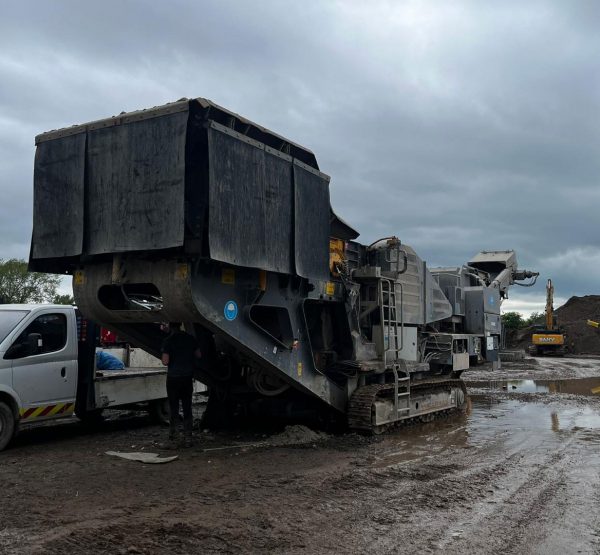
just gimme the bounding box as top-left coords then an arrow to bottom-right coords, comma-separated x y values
0,305 -> 77,430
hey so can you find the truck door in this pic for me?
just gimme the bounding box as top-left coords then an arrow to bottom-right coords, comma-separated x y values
8,311 -> 77,420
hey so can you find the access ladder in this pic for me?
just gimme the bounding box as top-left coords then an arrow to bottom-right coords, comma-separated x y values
379,277 -> 409,417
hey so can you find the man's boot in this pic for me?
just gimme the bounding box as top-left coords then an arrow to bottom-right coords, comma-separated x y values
158,437 -> 179,450
158,422 -> 179,450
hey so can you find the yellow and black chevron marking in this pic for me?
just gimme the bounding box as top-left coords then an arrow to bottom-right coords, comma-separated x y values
20,402 -> 74,421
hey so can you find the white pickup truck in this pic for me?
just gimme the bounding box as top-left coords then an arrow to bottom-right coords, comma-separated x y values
0,304 -> 171,450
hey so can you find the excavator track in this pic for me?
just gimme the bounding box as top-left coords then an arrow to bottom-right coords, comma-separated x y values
347,378 -> 467,434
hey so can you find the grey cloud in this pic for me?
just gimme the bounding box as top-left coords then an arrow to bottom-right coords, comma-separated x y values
0,0 -> 598,308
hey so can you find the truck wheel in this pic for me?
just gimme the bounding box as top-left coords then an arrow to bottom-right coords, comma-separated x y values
0,401 -> 15,451
148,399 -> 170,426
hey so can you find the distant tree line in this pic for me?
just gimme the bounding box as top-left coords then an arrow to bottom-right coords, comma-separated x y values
501,311 -> 545,330
0,259 -> 74,305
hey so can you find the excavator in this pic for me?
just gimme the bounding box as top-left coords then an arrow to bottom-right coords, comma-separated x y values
529,279 -> 566,356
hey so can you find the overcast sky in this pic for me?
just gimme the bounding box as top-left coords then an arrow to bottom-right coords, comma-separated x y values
1,0 -> 598,315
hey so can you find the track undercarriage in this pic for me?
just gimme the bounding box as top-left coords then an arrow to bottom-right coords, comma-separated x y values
348,378 -> 468,434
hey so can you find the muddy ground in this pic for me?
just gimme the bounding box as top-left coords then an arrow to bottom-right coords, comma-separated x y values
2,357 -> 600,554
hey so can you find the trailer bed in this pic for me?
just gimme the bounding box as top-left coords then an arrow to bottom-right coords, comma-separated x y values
94,367 -> 166,381
94,368 -> 167,408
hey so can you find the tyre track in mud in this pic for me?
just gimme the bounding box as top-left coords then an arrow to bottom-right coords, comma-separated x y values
299,401 -> 600,554
426,405 -> 600,554
432,438 -> 575,553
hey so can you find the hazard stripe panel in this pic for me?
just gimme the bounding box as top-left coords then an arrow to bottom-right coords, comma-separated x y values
20,402 -> 74,420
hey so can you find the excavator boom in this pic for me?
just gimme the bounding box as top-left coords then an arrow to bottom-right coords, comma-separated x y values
546,279 -> 555,331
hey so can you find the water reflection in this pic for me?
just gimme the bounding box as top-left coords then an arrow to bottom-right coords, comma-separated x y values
467,377 -> 600,396
551,411 -> 560,432
372,394 -> 600,468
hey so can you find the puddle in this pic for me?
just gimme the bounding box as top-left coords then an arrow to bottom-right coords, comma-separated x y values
466,377 -> 600,396
467,396 -> 600,438
371,394 -> 600,468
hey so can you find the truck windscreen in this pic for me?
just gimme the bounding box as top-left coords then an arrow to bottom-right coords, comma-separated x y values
0,310 -> 29,344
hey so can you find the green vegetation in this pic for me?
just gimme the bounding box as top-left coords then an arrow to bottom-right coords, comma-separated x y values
52,293 -> 75,305
0,259 -> 61,304
501,311 -> 525,330
526,311 -> 545,326
501,310 -> 545,330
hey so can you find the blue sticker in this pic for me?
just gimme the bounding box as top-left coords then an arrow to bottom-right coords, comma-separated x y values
489,296 -> 495,305
224,300 -> 238,321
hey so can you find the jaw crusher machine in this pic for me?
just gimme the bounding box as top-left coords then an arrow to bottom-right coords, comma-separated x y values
29,98 -> 538,432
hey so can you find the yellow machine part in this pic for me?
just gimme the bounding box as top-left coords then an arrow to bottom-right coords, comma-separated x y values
329,238 -> 345,276
532,334 -> 565,346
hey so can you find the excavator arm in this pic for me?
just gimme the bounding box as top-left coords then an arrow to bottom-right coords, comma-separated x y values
546,279 -> 555,331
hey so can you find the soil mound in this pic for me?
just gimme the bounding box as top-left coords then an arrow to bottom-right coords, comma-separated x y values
506,295 -> 600,354
268,425 -> 329,447
554,295 -> 600,354
556,295 -> 600,323
505,326 -> 536,352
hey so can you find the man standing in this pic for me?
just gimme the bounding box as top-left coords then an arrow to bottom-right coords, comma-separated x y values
160,322 -> 201,448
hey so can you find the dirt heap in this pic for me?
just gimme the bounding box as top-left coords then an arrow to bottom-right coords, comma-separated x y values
506,295 -> 600,354
554,296 -> 600,354
505,326 -> 536,352
267,425 -> 329,447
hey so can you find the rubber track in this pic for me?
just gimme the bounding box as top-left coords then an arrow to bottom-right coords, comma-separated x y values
347,379 -> 467,434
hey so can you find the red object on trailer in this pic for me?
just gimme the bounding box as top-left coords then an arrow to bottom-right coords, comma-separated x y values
100,328 -> 117,344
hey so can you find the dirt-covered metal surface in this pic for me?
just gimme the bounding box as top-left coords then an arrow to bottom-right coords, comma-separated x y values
2,357 -> 600,554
